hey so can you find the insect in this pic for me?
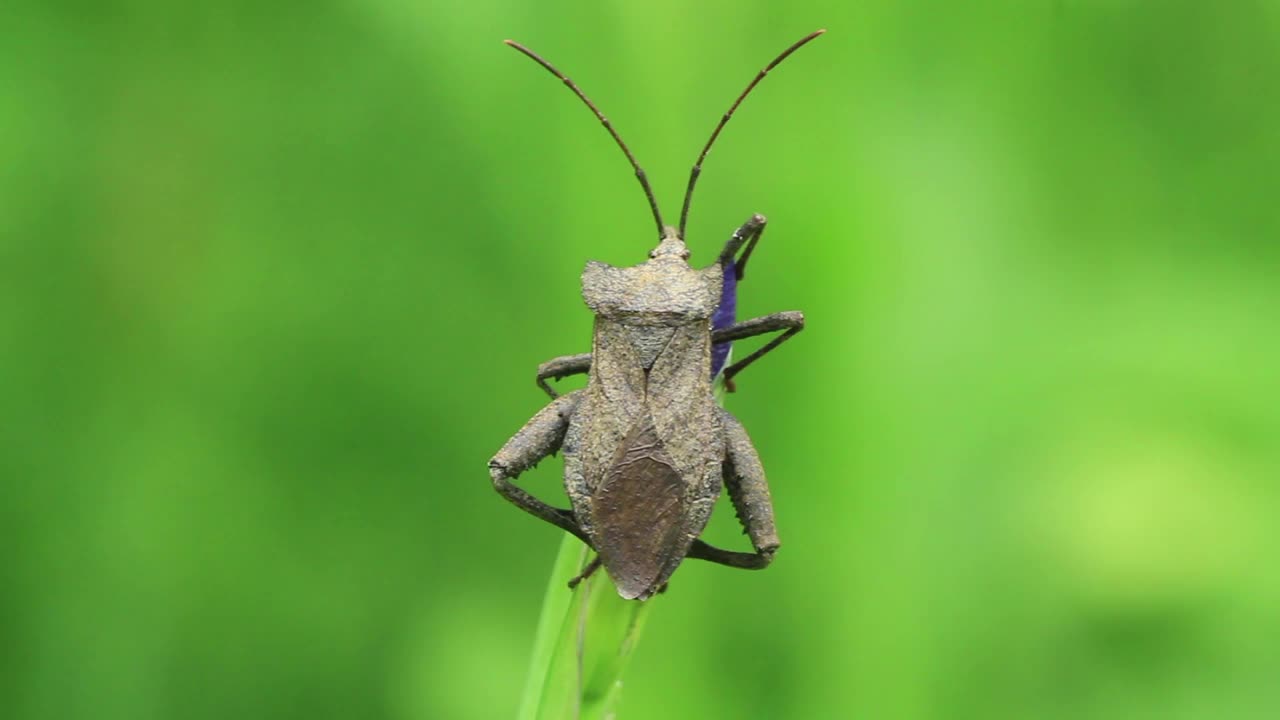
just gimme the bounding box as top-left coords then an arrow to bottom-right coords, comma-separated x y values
490,30 -> 823,600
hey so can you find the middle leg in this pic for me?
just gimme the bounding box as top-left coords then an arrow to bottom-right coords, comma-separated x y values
711,311 -> 805,391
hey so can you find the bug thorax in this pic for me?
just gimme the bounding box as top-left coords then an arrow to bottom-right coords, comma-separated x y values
580,228 -> 723,324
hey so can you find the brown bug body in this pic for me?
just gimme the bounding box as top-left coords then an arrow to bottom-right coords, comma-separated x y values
489,32 -> 822,599
564,231 -> 730,598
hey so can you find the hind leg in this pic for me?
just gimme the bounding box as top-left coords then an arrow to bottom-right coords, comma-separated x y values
686,408 -> 780,569
489,390 -> 590,544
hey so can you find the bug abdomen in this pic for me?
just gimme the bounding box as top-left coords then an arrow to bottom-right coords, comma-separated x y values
592,411 -> 688,600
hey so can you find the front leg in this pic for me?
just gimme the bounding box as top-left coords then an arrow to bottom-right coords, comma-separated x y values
686,407 -> 780,570
718,212 -> 767,276
710,214 -> 766,380
711,213 -> 805,390
535,352 -> 591,399
489,391 -> 590,544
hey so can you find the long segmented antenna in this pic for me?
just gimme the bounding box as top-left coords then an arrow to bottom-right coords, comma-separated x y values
504,39 -> 666,238
678,29 -> 826,238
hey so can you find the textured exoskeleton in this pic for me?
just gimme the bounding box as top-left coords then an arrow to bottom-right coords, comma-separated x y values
490,224 -> 802,600
492,31 -> 819,600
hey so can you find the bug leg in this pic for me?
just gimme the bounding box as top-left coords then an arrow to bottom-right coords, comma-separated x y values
719,213 -> 768,276
567,555 -> 602,589
686,408 -> 780,570
535,352 -> 592,398
711,311 -> 804,391
687,540 -> 775,569
489,390 -> 591,544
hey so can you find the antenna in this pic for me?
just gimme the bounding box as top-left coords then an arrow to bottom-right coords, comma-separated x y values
678,29 -> 825,238
504,40 -> 666,239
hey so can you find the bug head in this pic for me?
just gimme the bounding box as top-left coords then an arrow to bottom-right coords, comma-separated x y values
647,226 -> 691,264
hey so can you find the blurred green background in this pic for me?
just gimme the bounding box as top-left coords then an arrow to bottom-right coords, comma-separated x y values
4,1 -> 1280,718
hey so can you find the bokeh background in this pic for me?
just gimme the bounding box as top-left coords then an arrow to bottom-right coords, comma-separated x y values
5,1 -> 1280,718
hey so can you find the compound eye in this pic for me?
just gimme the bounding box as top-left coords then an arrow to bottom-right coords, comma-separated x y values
681,250 -> 690,260
648,250 -> 657,259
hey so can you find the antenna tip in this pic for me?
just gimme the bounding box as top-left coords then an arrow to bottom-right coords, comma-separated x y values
815,28 -> 827,35
502,39 -> 516,46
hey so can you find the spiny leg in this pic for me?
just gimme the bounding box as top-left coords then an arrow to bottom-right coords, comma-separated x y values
711,311 -> 805,391
686,407 -> 780,570
535,352 -> 591,399
489,390 -> 591,544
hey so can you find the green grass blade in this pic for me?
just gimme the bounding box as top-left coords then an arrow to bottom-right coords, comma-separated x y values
516,534 -> 654,720
517,534 -> 587,720
577,574 -> 651,719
